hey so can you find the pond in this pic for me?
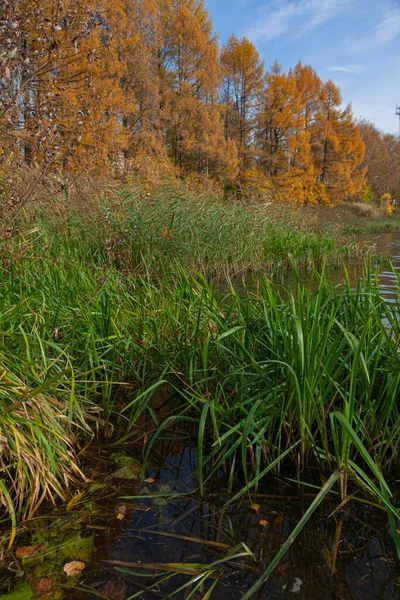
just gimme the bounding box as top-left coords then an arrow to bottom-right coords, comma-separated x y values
358,231 -> 400,303
1,231 -> 400,600
2,433 -> 398,600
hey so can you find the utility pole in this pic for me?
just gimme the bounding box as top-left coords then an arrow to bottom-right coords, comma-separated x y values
396,106 -> 400,137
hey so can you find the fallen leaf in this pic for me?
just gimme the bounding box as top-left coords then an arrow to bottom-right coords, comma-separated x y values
32,578 -> 54,595
208,322 -> 218,334
63,560 -> 85,578
116,505 -> 127,520
283,577 -> 303,593
259,519 -> 268,527
144,477 -> 155,484
273,516 -> 284,531
16,544 -> 43,558
67,491 -> 84,511
102,580 -> 127,600
0,434 -> 7,455
251,503 -> 261,512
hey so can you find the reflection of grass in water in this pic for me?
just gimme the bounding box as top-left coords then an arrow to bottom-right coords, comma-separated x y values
343,217 -> 400,234
109,542 -> 256,600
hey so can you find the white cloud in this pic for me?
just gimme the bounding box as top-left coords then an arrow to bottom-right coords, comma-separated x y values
243,0 -> 353,43
327,64 -> 365,73
350,1 -> 400,52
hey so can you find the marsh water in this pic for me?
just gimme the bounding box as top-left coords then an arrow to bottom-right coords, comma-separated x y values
1,231 -> 400,600
3,433 -> 398,600
270,230 -> 400,301
358,231 -> 400,302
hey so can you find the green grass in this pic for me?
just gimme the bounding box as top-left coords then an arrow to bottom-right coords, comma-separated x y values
35,183 -> 359,278
343,217 -> 400,234
0,187 -> 399,593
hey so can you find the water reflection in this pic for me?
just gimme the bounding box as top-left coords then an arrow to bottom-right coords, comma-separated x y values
359,232 -> 400,303
76,437 -> 399,600
261,232 -> 400,306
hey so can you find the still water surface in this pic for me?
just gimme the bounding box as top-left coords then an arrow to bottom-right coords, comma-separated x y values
359,231 -> 400,302
76,439 -> 399,600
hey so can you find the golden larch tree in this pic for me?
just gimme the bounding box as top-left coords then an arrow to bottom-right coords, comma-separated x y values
313,81 -> 366,202
220,35 -> 264,175
159,0 -> 238,180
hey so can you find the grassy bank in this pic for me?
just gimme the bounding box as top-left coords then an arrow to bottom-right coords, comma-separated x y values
309,202 -> 400,235
0,188 -> 399,589
26,183 -> 359,279
343,217 -> 400,234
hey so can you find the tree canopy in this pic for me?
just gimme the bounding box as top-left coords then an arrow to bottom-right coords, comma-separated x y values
0,0 -> 386,204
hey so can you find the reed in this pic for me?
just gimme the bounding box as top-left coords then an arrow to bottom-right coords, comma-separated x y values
0,194 -> 398,583
30,183 -> 358,279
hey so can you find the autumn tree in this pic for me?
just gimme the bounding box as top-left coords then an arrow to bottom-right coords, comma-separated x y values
111,0 -> 167,170
256,65 -> 296,181
0,0 -> 128,174
313,81 -> 366,202
255,63 -> 315,202
0,0 -> 369,197
47,0 -> 128,173
159,0 -> 238,180
255,64 -> 365,204
220,36 -> 264,174
0,0 -> 63,165
358,120 -> 400,200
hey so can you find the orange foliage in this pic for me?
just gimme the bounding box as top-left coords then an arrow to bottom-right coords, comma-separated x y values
221,36 -> 264,171
255,63 -> 366,204
0,0 -> 367,202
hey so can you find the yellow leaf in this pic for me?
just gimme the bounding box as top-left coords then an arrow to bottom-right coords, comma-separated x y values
63,561 -> 85,577
116,505 -> 127,520
259,519 -> 268,527
16,544 -> 43,558
66,491 -> 84,511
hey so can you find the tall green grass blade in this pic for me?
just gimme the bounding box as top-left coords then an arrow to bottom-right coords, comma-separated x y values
241,471 -> 340,600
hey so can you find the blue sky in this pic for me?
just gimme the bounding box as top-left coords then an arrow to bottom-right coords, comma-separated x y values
206,0 -> 400,134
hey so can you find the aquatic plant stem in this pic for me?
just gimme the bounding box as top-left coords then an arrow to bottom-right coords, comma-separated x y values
240,471 -> 340,600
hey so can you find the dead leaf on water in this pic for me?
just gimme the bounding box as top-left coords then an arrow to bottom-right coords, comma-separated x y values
32,577 -> 54,595
63,560 -> 85,577
116,505 -> 127,520
102,580 -> 127,600
259,519 -> 268,527
273,516 -> 284,531
16,544 -> 43,558
283,577 -> 303,593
